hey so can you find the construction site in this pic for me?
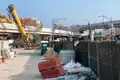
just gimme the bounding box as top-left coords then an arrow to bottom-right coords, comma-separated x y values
1,2 -> 120,80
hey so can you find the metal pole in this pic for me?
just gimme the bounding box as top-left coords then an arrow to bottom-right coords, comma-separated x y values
84,20 -> 90,41
52,20 -> 55,47
87,21 -> 91,41
52,18 -> 66,47
111,17 -> 113,36
84,20 -> 91,71
96,42 -> 100,79
59,26 -> 61,41
103,15 -> 104,28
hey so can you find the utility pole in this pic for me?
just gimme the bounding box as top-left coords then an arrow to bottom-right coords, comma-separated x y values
51,20 -> 55,48
52,18 -> 66,47
84,20 -> 91,41
110,17 -> 113,36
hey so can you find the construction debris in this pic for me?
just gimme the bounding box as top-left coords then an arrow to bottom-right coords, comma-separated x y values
63,60 -> 91,74
44,48 -> 58,60
38,48 -> 64,79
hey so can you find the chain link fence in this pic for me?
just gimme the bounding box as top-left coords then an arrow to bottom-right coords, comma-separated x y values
75,41 -> 120,80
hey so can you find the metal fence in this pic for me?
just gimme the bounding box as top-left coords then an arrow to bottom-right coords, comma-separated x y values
75,41 -> 120,80
48,41 -> 74,50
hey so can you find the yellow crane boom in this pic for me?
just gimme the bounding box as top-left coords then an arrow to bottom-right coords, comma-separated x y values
7,4 -> 33,41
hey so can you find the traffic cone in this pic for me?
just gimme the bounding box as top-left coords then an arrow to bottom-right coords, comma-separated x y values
2,56 -> 5,63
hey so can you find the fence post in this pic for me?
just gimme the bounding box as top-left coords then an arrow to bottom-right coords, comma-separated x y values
96,42 -> 100,79
88,41 -> 91,74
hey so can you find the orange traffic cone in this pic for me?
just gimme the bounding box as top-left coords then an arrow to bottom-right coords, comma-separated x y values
2,56 -> 5,63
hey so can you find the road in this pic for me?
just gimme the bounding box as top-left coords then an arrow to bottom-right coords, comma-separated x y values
0,49 -> 55,80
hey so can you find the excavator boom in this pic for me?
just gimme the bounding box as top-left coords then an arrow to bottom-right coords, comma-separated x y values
7,4 -> 33,41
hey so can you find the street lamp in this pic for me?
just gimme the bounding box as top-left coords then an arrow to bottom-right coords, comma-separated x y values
52,18 -> 66,24
52,18 -> 66,31
51,18 -> 66,47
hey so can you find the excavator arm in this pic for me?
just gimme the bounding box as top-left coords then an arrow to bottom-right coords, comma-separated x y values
7,4 -> 33,41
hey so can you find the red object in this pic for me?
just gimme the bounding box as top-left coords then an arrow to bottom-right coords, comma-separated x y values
2,57 -> 5,63
35,44 -> 40,47
38,58 -> 61,71
40,66 -> 64,79
20,18 -> 36,26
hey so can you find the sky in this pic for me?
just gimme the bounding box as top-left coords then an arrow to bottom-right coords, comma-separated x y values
0,0 -> 120,27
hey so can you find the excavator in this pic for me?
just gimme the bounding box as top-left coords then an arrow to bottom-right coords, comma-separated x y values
7,4 -> 37,49
0,14 -> 13,23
